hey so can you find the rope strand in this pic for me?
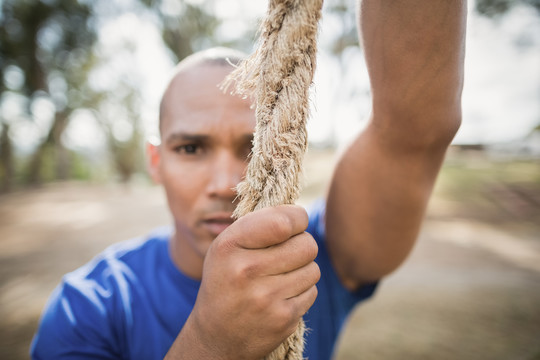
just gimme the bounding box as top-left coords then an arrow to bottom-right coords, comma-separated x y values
221,0 -> 323,358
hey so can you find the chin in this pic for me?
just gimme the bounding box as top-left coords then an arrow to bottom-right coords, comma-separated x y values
193,234 -> 216,258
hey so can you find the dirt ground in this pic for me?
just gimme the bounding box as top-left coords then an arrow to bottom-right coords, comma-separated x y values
1,149 -> 539,359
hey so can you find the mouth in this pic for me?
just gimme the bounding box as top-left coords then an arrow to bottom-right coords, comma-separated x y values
201,213 -> 235,237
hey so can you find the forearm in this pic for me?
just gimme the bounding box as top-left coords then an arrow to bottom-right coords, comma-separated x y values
359,0 -> 467,148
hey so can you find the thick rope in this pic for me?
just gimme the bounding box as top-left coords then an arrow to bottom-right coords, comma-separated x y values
221,0 -> 323,359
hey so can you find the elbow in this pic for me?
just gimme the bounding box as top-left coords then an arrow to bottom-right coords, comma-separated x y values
341,253 -> 408,291
422,111 -> 462,150
371,72 -> 465,152
370,104 -> 462,153
338,238 -> 418,290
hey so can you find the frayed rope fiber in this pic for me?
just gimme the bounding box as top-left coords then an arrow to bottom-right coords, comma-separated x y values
221,0 -> 324,359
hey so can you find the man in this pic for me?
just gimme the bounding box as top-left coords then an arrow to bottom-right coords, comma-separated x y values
31,1 -> 467,359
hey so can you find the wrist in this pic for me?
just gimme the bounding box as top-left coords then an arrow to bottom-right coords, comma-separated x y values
164,314 -> 224,360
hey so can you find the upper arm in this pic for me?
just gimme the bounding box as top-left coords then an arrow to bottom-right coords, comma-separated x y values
325,124 -> 450,290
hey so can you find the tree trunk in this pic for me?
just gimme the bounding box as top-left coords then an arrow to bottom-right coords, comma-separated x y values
27,110 -> 70,185
0,122 -> 14,193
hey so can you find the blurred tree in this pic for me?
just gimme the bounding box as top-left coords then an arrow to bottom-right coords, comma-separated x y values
95,0 -> 227,182
0,123 -> 14,192
476,0 -> 540,17
138,0 -> 220,62
475,0 -> 540,139
0,0 -> 98,188
98,69 -> 145,183
0,0 -> 255,192
325,0 -> 358,56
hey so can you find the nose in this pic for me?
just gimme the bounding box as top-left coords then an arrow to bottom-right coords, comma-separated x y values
206,150 -> 245,199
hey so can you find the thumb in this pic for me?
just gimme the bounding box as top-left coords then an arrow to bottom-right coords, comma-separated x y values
222,205 -> 309,250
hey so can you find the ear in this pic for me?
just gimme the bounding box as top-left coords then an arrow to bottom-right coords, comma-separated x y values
146,141 -> 162,184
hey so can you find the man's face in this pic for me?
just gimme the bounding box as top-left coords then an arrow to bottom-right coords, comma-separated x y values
150,64 -> 255,275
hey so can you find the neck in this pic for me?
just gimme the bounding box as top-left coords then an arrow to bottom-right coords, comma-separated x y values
168,230 -> 204,280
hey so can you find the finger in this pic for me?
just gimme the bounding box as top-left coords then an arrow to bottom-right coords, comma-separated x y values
269,261 -> 321,301
247,232 -> 318,276
287,284 -> 318,319
227,205 -> 309,249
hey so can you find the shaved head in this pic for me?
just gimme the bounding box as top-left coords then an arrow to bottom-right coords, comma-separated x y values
159,47 -> 247,134
173,47 -> 246,72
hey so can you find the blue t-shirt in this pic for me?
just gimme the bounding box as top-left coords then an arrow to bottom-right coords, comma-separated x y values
31,201 -> 377,359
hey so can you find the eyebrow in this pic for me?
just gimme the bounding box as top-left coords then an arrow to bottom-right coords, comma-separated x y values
164,133 -> 254,146
165,133 -> 209,147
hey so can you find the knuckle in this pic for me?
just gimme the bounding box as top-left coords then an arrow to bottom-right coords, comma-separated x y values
301,286 -> 318,316
243,261 -> 260,278
284,321 -> 300,339
311,285 -> 319,303
269,211 -> 294,239
213,233 -> 237,254
312,261 -> 321,279
290,234 -> 318,264
251,287 -> 271,311
302,233 -> 318,261
232,260 -> 259,282
285,205 -> 309,232
307,262 -> 321,284
296,206 -> 309,230
298,263 -> 320,293
274,305 -> 296,332
298,286 -> 318,317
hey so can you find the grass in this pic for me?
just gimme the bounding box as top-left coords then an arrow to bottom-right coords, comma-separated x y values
431,151 -> 540,228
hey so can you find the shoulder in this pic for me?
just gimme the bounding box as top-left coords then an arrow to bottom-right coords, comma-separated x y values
63,226 -> 172,312
99,226 -> 172,266
31,227 -> 172,359
60,227 -> 171,297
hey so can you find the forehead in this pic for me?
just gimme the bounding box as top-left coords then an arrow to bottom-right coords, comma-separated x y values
160,64 -> 255,138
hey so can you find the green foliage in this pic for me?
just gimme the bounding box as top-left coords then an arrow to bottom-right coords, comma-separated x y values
69,151 -> 93,181
139,0 -> 227,61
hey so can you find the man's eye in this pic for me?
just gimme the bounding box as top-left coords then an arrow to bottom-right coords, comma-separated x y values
175,144 -> 200,154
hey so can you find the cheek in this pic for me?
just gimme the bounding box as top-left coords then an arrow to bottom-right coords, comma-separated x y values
159,160 -> 208,207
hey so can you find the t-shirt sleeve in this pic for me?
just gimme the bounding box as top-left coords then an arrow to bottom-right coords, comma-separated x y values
307,199 -> 378,303
31,268 -> 122,359
303,200 -> 378,359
